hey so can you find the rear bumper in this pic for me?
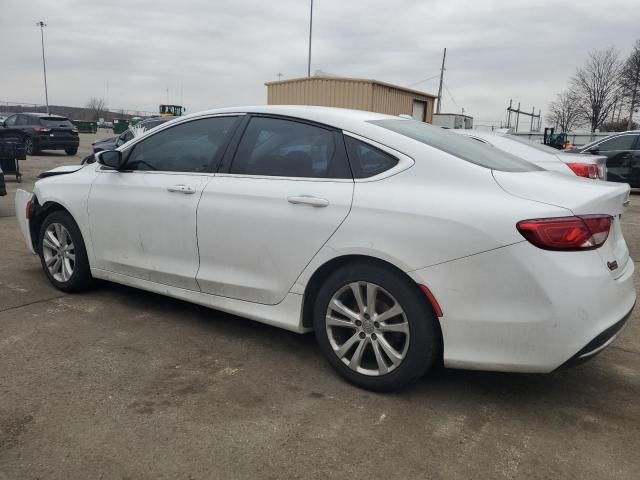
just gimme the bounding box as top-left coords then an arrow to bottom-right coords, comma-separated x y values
556,303 -> 634,370
35,135 -> 79,150
408,241 -> 636,373
14,189 -> 35,254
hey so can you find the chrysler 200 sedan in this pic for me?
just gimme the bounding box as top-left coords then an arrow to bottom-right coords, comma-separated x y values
15,106 -> 636,391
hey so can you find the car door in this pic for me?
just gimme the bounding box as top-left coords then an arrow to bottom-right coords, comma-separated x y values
88,115 -> 240,290
629,135 -> 640,187
591,134 -> 638,183
196,115 -> 354,305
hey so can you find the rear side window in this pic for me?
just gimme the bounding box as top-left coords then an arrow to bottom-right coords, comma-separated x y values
126,116 -> 237,172
597,135 -> 638,151
344,136 -> 398,178
231,117 -> 351,178
40,117 -> 73,127
369,119 -> 540,172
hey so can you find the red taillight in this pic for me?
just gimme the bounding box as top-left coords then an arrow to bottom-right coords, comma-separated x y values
567,163 -> 599,179
26,199 -> 33,220
517,215 -> 612,251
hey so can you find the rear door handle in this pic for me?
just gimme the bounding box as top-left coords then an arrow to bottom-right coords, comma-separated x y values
167,184 -> 196,194
287,195 -> 329,207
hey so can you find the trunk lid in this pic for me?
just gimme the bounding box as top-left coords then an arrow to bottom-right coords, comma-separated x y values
493,170 -> 630,278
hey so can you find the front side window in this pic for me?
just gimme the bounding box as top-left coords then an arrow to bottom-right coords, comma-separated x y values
597,135 -> 638,152
344,136 -> 398,178
370,119 -> 540,172
4,115 -> 17,126
230,117 -> 351,178
15,115 -> 30,126
126,116 -> 237,172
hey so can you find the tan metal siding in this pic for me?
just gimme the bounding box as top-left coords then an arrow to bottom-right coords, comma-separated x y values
267,78 -> 373,110
371,84 -> 434,122
266,77 -> 435,122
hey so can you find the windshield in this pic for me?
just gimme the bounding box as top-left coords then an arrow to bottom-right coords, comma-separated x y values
369,119 -> 540,172
504,135 -> 561,154
40,117 -> 73,128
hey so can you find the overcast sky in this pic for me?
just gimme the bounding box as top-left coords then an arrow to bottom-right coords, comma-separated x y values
1,0 -> 638,126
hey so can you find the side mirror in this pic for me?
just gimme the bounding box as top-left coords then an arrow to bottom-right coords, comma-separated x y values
588,146 -> 600,154
97,150 -> 125,170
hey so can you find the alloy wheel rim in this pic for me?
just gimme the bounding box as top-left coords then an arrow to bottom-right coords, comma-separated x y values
326,282 -> 410,376
42,223 -> 75,282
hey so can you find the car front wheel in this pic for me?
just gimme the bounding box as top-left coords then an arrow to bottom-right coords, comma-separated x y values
314,262 -> 439,391
65,148 -> 78,155
38,210 -> 93,292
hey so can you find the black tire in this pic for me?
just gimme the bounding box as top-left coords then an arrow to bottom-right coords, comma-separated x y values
65,147 -> 78,156
24,136 -> 38,155
38,210 -> 93,293
313,262 -> 439,392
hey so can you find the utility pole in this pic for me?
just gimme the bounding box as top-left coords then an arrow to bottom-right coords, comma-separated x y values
307,0 -> 314,77
37,21 -> 49,114
277,73 -> 283,80
436,47 -> 446,114
506,101 -> 541,132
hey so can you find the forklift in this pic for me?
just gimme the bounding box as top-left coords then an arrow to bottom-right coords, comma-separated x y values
159,104 -> 185,117
543,127 -> 570,150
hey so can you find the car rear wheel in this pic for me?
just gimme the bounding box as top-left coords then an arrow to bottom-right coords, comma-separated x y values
24,137 -> 38,155
65,148 -> 78,155
313,262 -> 439,391
38,210 -> 93,292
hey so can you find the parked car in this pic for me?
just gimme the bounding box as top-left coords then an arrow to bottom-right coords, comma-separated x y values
14,106 -> 635,391
0,166 -> 5,196
567,131 -> 640,187
453,129 -> 607,180
91,116 -> 172,153
1,113 -> 79,156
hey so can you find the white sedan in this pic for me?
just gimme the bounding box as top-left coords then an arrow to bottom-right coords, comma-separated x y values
453,129 -> 608,180
15,106 -> 635,391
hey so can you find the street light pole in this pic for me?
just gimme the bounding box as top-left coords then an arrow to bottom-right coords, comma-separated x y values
307,0 -> 313,77
37,21 -> 50,114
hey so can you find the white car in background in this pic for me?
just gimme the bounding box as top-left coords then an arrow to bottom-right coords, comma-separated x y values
453,129 -> 607,180
14,106 -> 635,391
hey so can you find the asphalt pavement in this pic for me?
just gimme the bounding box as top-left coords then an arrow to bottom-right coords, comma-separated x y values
0,132 -> 639,479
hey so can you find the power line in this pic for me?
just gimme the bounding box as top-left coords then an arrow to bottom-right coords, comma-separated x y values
443,83 -> 460,110
405,74 -> 440,87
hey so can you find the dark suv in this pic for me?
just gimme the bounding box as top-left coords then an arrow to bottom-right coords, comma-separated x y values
568,131 -> 640,187
1,113 -> 80,156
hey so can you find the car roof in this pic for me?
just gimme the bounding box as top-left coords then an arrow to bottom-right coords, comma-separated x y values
20,112 -> 68,118
186,105 -> 396,129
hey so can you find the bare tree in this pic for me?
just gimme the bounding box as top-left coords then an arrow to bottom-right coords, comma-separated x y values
548,90 -> 582,132
86,97 -> 107,122
570,47 -> 621,132
620,40 -> 640,130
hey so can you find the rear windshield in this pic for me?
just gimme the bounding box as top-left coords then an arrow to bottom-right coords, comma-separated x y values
40,117 -> 73,127
369,119 -> 540,172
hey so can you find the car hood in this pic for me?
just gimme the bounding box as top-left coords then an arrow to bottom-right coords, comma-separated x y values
92,136 -> 116,146
38,164 -> 85,179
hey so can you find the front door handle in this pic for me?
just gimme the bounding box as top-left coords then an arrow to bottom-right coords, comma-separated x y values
287,195 -> 329,207
167,184 -> 196,194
